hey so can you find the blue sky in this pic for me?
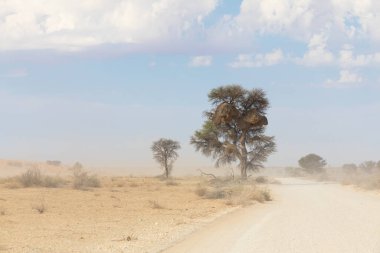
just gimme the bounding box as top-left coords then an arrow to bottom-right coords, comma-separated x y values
1,0 -> 380,173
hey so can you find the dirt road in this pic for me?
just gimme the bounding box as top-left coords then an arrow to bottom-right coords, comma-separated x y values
162,178 -> 380,253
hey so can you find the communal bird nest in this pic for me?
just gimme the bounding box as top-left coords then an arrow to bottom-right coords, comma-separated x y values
212,102 -> 268,130
212,102 -> 240,125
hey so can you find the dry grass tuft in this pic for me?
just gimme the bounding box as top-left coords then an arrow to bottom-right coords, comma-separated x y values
112,234 -> 138,242
32,201 -> 46,214
194,186 -> 207,197
148,200 -> 164,209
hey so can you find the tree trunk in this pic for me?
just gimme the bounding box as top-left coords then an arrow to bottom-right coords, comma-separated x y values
164,157 -> 169,178
240,163 -> 247,180
239,130 -> 248,180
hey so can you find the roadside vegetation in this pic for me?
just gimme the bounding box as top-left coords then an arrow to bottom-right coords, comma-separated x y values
0,163 -> 100,190
284,154 -> 380,191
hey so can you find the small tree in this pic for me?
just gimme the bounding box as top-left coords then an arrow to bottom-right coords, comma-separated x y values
190,85 -> 276,179
359,161 -> 376,173
342,163 -> 357,174
151,138 -> 181,178
298,154 -> 326,174
376,161 -> 380,170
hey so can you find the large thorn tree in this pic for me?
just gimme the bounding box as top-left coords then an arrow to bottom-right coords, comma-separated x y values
191,85 -> 276,179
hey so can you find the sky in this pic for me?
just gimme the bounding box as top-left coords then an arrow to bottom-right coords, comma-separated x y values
1,0 -> 380,174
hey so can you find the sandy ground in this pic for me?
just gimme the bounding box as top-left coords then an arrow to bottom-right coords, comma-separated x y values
0,177 -> 235,253
163,177 -> 380,253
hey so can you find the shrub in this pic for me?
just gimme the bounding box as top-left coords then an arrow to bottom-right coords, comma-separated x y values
255,176 -> 268,184
260,188 -> 272,201
205,188 -> 227,199
43,176 -> 66,188
195,186 -> 207,197
19,168 -> 42,187
249,188 -> 272,203
71,166 -> 100,189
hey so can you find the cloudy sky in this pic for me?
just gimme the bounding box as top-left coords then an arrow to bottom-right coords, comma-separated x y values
1,0 -> 379,173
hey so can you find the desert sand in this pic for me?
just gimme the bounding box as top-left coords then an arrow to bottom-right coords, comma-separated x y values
0,176 -> 238,253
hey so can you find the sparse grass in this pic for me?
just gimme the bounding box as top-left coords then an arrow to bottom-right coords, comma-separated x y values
2,178 -> 22,189
205,188 -> 228,199
112,234 -> 138,242
8,161 -> 23,167
43,176 -> 66,188
194,178 -> 272,206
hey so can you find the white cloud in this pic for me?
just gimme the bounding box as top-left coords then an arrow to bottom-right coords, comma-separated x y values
1,0 -> 380,60
0,0 -> 218,51
339,45 -> 380,68
296,33 -> 334,66
189,55 -> 213,67
325,69 -> 363,88
338,70 -> 363,83
236,0 -> 313,34
230,49 -> 284,68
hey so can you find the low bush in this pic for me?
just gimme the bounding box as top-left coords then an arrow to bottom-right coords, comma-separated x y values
255,176 -> 268,184
19,168 -> 42,187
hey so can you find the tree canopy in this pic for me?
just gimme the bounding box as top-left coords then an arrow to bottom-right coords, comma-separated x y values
298,153 -> 327,173
151,138 -> 181,178
191,85 -> 276,179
